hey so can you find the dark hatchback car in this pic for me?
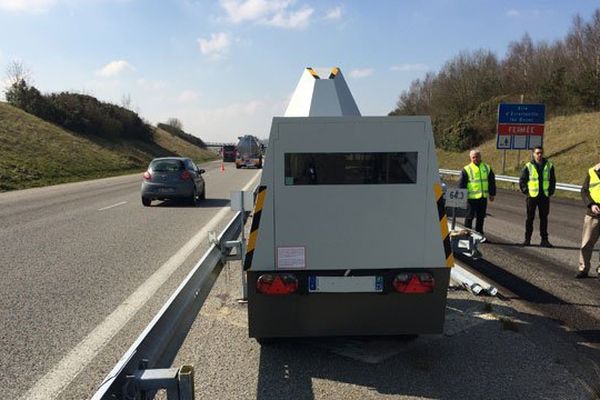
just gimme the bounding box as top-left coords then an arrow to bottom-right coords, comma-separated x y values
141,157 -> 206,206
222,145 -> 236,162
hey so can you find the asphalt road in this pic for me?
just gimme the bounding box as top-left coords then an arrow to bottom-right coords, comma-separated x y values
160,186 -> 600,400
3,171 -> 600,399
461,187 -> 600,346
0,160 -> 261,399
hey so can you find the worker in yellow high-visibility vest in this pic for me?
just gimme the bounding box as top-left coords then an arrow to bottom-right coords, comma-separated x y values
518,146 -> 556,247
576,163 -> 600,279
459,149 -> 496,237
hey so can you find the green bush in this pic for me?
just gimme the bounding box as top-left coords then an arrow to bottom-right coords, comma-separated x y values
6,83 -> 153,142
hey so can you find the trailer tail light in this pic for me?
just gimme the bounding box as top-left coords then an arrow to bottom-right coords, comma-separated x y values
393,272 -> 434,294
180,170 -> 192,181
143,171 -> 152,180
257,273 -> 298,295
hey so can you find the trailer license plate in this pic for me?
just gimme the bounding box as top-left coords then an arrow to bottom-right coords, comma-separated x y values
308,276 -> 383,293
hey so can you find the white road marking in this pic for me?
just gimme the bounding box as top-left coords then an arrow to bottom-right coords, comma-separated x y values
21,171 -> 261,400
98,201 -> 128,211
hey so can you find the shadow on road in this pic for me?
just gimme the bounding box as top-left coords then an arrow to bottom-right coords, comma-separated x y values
254,298 -> 599,400
482,240 -> 581,251
457,253 -> 569,306
152,198 -> 231,208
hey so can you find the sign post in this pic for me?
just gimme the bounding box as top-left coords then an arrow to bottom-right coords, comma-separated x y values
445,188 -> 468,230
496,103 -> 545,172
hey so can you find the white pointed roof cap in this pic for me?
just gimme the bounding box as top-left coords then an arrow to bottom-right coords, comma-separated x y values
284,67 -> 361,117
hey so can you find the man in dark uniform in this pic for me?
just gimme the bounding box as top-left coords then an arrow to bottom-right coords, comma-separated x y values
459,149 -> 496,237
519,146 -> 556,247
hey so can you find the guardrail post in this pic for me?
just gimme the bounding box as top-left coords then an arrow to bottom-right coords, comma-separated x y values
178,365 -> 195,400
125,365 -> 194,400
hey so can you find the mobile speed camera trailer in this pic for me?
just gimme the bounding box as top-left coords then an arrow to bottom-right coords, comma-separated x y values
245,67 -> 453,340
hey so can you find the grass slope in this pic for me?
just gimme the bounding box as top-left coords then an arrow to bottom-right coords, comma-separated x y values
0,102 -> 216,191
437,111 -> 600,188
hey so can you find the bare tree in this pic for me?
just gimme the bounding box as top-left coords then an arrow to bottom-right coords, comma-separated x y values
166,117 -> 183,130
5,60 -> 32,87
121,93 -> 132,110
502,33 -> 535,95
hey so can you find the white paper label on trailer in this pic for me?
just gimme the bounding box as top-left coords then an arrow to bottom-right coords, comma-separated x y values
513,135 -> 528,149
497,135 -> 511,149
528,135 -> 542,149
277,246 -> 306,269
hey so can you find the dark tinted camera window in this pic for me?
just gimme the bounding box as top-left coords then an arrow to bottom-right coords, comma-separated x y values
150,160 -> 184,172
284,152 -> 418,185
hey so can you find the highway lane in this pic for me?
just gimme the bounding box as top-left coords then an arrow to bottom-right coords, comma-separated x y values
0,160 -> 260,399
460,188 -> 600,340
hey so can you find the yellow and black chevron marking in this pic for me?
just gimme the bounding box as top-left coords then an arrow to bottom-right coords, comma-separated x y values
328,67 -> 340,79
244,185 -> 267,270
434,183 -> 454,268
307,67 -> 320,79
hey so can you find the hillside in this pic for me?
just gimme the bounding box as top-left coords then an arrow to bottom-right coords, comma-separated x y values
437,111 -> 600,187
0,102 -> 216,192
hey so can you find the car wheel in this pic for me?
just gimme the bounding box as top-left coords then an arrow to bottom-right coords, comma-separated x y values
142,197 -> 151,207
200,185 -> 206,200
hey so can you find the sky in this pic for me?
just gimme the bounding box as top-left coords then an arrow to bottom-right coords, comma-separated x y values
0,0 -> 598,143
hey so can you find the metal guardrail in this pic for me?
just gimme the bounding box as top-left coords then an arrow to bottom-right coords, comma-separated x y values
439,169 -> 582,193
92,211 -> 244,400
90,168 -> 576,397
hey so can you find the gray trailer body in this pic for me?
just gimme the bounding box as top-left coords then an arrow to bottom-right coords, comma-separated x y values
245,69 -> 452,339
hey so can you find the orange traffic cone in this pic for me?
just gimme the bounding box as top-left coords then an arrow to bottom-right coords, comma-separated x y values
220,162 -> 225,172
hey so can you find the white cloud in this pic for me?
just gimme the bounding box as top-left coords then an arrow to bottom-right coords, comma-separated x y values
176,90 -> 199,103
96,60 -> 135,78
506,8 -> 543,18
219,0 -> 313,29
349,68 -> 374,79
506,9 -> 520,17
198,32 -> 231,59
219,0 -> 289,23
325,6 -> 341,20
390,63 -> 428,72
0,0 -> 57,13
265,6 -> 313,29
0,0 -> 132,14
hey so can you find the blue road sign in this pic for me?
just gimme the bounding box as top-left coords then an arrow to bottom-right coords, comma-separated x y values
498,103 -> 545,124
